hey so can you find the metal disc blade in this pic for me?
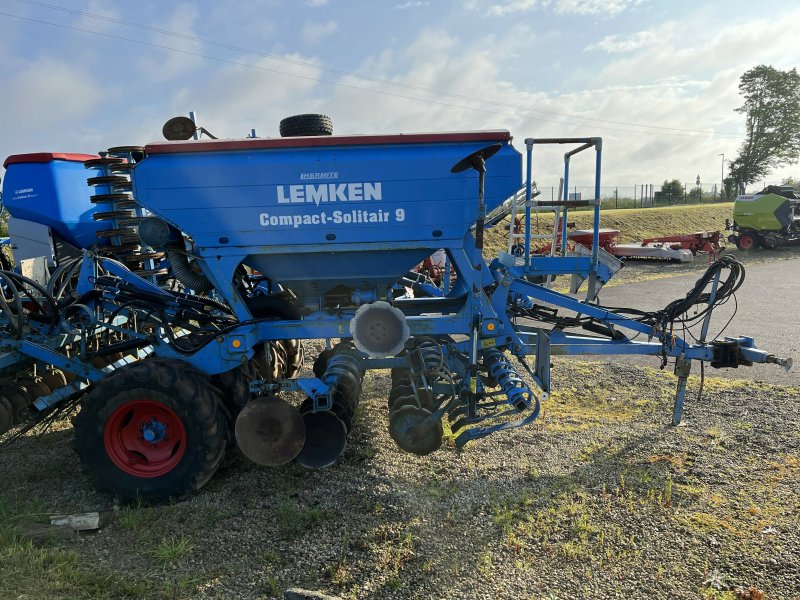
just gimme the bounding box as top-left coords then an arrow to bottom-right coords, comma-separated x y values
388,405 -> 443,456
234,396 -> 306,466
296,411 -> 348,469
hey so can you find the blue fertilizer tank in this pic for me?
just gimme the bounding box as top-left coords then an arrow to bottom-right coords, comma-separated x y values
133,131 -> 522,305
2,153 -> 106,249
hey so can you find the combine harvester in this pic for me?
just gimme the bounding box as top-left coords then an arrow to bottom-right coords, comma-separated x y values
0,115 -> 791,502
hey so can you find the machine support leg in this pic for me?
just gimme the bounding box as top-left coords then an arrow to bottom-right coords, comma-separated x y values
467,322 -> 479,418
534,329 -> 551,395
672,354 -> 692,425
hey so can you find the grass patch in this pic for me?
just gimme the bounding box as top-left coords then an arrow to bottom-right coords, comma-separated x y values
484,202 -> 733,255
151,535 -> 193,566
422,479 -> 460,500
371,528 -> 416,578
117,501 -> 147,531
0,492 -> 179,599
491,488 -> 641,564
677,511 -> 740,535
275,498 -> 329,539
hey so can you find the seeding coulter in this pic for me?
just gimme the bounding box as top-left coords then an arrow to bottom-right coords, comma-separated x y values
0,115 -> 791,502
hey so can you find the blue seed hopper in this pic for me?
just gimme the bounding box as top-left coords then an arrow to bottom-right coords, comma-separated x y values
132,132 -> 521,308
2,153 -> 106,249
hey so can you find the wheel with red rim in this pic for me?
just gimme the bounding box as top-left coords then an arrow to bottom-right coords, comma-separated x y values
73,359 -> 228,503
736,234 -> 757,250
103,399 -> 188,478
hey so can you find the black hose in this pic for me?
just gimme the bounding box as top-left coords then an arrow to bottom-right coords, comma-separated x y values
650,255 -> 744,331
46,256 -> 82,300
3,271 -> 60,326
165,246 -> 213,293
508,257 -> 745,344
0,271 -> 23,338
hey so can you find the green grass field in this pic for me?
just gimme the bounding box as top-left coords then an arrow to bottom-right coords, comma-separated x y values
484,202 -> 733,255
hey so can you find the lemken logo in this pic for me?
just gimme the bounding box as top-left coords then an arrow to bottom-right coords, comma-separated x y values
277,182 -> 382,206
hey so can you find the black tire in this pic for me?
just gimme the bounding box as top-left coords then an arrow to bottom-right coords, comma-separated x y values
279,114 -> 333,137
282,339 -> 304,378
245,293 -> 304,380
214,362 -> 256,415
73,359 -> 228,503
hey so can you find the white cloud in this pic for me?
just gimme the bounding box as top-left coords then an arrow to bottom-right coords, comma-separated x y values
394,1 -> 430,9
587,11 -> 800,88
585,31 -> 656,53
305,0 -> 329,5
5,2 -> 800,189
140,23 -> 753,185
483,0 -> 642,16
301,20 -> 339,45
552,0 -> 643,16
72,0 -> 123,32
485,0 -> 538,16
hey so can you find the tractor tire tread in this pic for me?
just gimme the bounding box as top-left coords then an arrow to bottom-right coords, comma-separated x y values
279,114 -> 333,137
73,358 -> 227,503
282,339 -> 305,379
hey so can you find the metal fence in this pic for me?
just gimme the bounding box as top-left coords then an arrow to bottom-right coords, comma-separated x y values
540,181 -> 793,210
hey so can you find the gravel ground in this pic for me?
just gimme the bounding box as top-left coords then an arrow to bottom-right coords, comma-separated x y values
1,251 -> 798,599
1,351 -> 798,599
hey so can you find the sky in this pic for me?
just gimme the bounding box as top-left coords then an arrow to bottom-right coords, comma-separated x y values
1,0 -> 799,195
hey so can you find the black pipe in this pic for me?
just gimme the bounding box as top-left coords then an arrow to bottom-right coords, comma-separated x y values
165,246 -> 213,293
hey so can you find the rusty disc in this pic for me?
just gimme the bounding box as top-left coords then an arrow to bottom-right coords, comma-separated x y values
234,396 -> 306,466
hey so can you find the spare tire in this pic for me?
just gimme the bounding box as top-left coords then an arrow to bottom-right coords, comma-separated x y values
279,114 -> 333,137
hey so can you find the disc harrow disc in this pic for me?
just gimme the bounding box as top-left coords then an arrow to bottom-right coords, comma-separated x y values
234,396 -> 306,466
388,405 -> 443,456
296,410 -> 348,469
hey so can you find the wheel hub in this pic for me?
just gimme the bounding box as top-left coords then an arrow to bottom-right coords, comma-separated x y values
141,419 -> 168,443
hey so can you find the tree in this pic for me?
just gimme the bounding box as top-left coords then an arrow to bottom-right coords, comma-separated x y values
781,176 -> 800,189
720,177 -> 737,201
728,65 -> 800,193
659,179 -> 683,201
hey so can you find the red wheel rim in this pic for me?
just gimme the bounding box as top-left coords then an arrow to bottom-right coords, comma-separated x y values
103,399 -> 187,478
739,236 -> 754,249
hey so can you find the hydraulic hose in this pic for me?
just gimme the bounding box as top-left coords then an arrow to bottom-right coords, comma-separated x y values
165,246 -> 213,293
